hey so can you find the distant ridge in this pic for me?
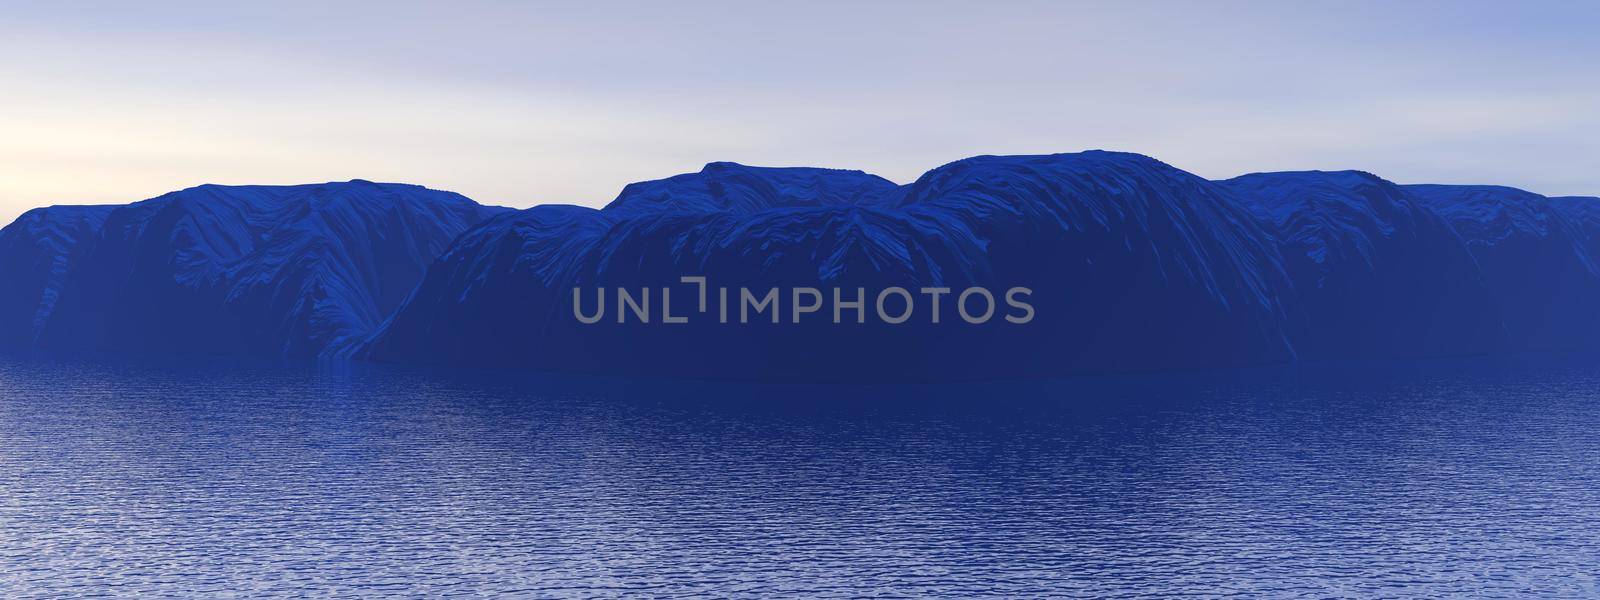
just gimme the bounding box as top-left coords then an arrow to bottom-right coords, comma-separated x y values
357,151 -> 1600,380
3,155 -> 1598,380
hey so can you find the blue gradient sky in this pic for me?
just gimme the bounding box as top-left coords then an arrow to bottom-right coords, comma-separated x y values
2,1 -> 1597,223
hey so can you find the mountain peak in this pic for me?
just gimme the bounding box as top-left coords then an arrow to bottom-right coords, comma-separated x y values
11,182 -> 509,361
603,162 -> 899,217
7,153 -> 1600,379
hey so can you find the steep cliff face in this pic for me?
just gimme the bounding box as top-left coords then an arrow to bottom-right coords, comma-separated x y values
1405,185 -> 1600,351
1546,195 -> 1600,268
1221,172 -> 1506,359
361,152 -> 1302,379
33,181 -> 508,360
0,205 -> 114,349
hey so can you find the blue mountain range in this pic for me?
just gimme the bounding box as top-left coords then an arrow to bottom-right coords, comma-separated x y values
5,181 -> 507,360
3,152 -> 1596,380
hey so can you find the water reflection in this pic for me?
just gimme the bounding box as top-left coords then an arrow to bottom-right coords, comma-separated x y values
1,357 -> 1598,596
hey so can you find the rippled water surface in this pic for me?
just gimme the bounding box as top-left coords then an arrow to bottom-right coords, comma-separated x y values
2,357 -> 1600,597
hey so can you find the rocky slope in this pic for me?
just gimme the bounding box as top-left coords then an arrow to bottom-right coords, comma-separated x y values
360,153 -> 1303,379
1220,171 -> 1506,360
0,205 -> 115,349
8,155 -> 1598,380
15,181 -> 507,360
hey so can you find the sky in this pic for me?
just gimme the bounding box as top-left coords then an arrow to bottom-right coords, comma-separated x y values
2,1 -> 1598,224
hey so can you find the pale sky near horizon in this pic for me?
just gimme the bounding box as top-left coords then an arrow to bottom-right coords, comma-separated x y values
2,1 -> 1598,224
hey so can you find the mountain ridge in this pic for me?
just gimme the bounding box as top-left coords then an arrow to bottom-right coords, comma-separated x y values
4,155 -> 1598,380
4,180 -> 509,361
